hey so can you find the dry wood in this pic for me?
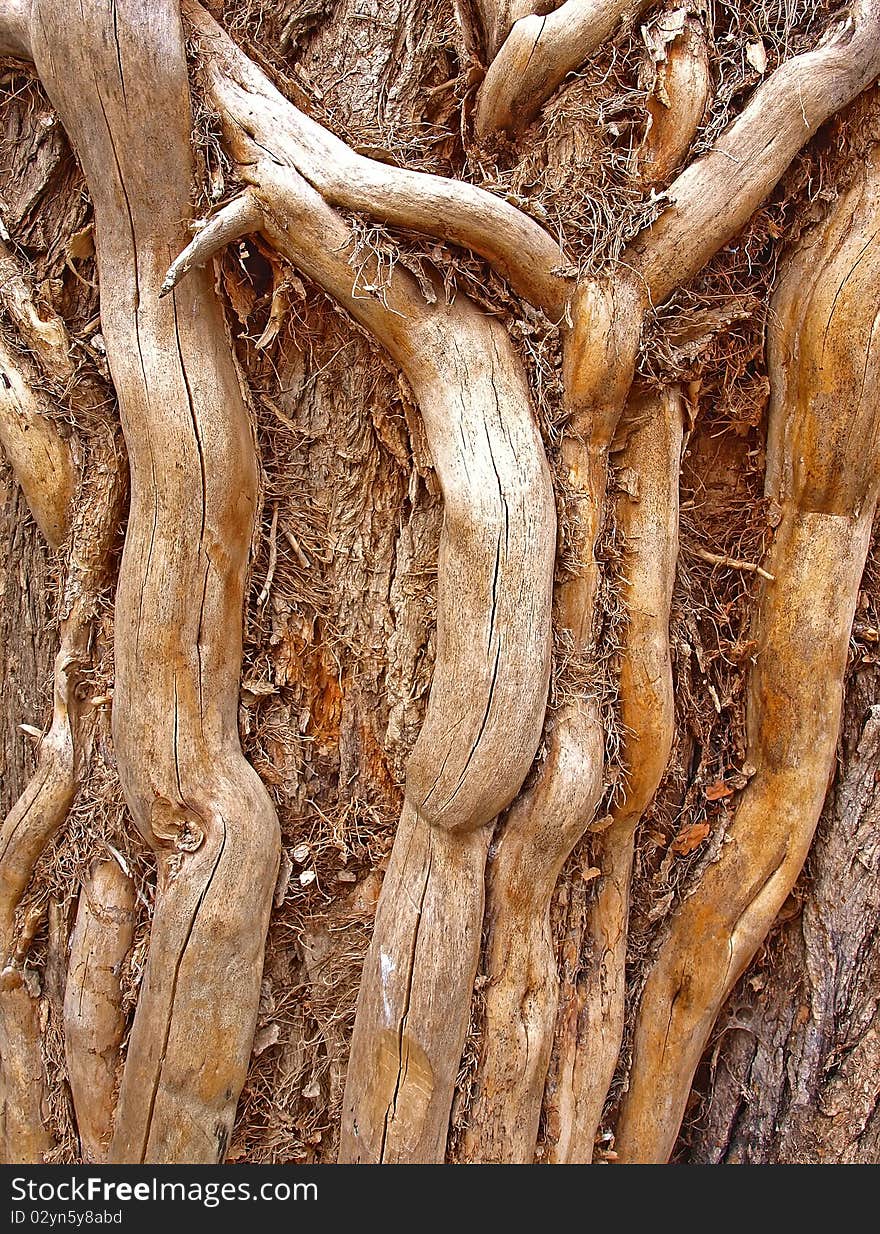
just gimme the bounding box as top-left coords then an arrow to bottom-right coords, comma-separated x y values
0,427 -> 122,1164
550,384 -> 681,1162
64,858 -> 135,1163
463,272 -> 645,1162
615,140 -> 880,1164
475,0 -> 652,138
0,333 -> 73,548
171,19 -> 556,1162
629,0 -> 880,304
635,15 -> 710,186
182,1 -> 569,321
30,0 -> 281,1163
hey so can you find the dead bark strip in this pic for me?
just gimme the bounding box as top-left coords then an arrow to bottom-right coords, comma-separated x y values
64,858 -> 135,1163
635,15 -> 710,187
615,141 -> 880,1164
29,0 -> 280,1162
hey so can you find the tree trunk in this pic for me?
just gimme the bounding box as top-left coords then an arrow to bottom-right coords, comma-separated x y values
1,0 -> 879,1166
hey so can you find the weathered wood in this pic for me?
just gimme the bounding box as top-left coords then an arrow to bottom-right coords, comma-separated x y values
615,141 -> 880,1163
64,858 -> 135,1163
550,384 -> 681,1163
30,0 -> 280,1162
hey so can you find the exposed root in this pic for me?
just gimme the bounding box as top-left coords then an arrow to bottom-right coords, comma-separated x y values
0,330 -> 73,549
629,0 -> 880,304
462,272 -> 645,1162
30,0 -> 281,1162
475,0 -> 652,139
615,138 -> 880,1164
183,0 -> 570,319
549,383 -> 682,1162
0,421 -> 123,1163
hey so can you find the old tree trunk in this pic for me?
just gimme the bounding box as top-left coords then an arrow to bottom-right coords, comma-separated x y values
1,0 -> 880,1165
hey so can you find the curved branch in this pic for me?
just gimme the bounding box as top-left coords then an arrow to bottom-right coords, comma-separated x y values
629,0 -> 880,304
166,0 -> 558,1165
475,0 -> 651,139
31,0 -> 282,1164
181,0 -> 570,320
616,139 -> 880,1164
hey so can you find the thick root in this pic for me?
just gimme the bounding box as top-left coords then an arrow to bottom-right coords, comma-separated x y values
462,275 -> 645,1162
173,18 -> 556,1162
30,0 -> 280,1162
615,141 -> 880,1164
629,1 -> 880,304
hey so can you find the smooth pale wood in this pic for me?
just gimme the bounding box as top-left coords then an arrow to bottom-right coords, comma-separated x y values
175,21 -> 557,1163
550,385 -> 681,1163
30,0 -> 280,1163
615,144 -> 880,1164
475,0 -> 652,137
630,0 -> 880,304
0,335 -> 74,548
198,34 -> 557,839
65,859 -> 135,1163
463,274 -> 645,1162
340,806 -> 490,1162
183,1 -> 569,320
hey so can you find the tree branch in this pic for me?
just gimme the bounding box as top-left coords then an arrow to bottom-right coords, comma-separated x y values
474,0 -> 651,138
182,0 -> 570,320
629,0 -> 880,304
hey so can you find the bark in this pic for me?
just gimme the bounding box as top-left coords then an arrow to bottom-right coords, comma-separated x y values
1,0 -> 879,1168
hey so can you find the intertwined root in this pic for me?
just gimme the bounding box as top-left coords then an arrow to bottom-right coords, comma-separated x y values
2,0 -> 880,1166
29,0 -> 280,1162
551,385 -> 682,1162
615,143 -> 880,1164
